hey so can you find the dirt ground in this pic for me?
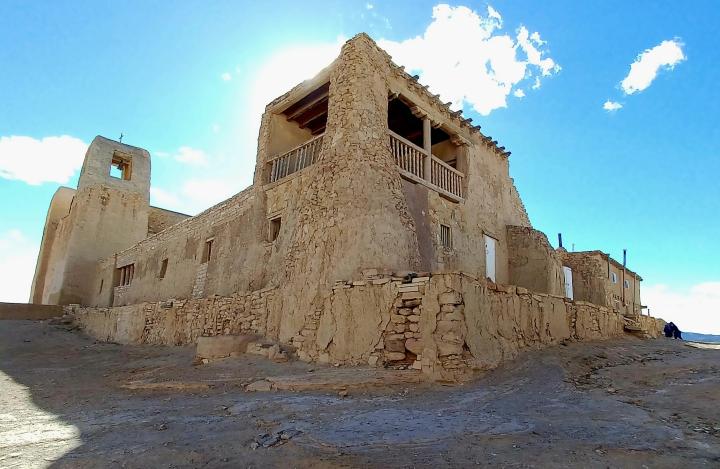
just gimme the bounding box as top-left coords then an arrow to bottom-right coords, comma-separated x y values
1,320 -> 718,468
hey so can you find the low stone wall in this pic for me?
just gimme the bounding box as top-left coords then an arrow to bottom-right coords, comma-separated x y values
0,302 -> 63,320
68,272 -> 664,381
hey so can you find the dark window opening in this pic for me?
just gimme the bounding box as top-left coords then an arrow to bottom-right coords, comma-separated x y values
270,217 -> 281,242
388,96 -> 424,146
159,258 -> 168,279
440,224 -> 452,249
98,279 -> 104,294
116,264 -> 134,287
110,152 -> 132,180
202,239 -> 214,263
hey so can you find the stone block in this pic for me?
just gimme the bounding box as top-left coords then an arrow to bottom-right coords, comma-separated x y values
407,314 -> 420,323
195,335 -> 256,359
438,291 -> 462,305
401,291 -> 423,300
390,314 -> 407,323
405,338 -> 422,355
437,342 -> 463,357
385,351 -> 406,361
246,380 -> 273,392
440,304 -> 455,313
408,323 -> 419,332
385,338 -> 406,352
403,299 -> 421,308
411,360 -> 422,370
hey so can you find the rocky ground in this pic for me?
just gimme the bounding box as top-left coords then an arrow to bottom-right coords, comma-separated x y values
1,320 -> 718,468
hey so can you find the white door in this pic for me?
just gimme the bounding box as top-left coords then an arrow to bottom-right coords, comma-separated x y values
563,266 -> 574,299
484,235 -> 496,282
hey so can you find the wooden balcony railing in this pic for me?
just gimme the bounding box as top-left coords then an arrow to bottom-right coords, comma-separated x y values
388,130 -> 464,200
267,133 -> 324,183
430,156 -> 464,199
389,131 -> 424,179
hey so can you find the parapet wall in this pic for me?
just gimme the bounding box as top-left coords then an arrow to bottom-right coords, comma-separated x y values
68,272 -> 664,381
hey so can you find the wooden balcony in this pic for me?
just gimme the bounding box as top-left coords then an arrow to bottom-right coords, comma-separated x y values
267,134 -> 324,184
389,130 -> 464,201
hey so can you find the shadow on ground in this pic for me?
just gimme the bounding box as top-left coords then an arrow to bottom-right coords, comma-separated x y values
1,320 -> 719,468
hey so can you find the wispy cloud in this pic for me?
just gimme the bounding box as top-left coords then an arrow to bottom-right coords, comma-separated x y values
621,39 -> 685,95
378,4 -> 560,115
221,72 -> 232,81
603,100 -> 623,112
173,146 -> 209,166
150,177 -> 239,215
0,135 -> 87,185
644,282 -> 720,335
0,229 -> 39,302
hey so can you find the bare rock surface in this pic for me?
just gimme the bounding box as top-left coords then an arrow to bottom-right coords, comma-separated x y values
1,320 -> 718,468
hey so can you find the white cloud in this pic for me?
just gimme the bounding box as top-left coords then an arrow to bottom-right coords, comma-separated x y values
150,178 -> 240,215
378,4 -> 559,115
0,230 -> 39,303
513,89 -> 525,98
366,2 -> 374,9
150,187 -> 181,208
221,72 -> 232,81
620,39 -> 685,95
0,135 -> 87,185
603,100 -> 623,111
644,282 -> 720,335
172,146 -> 208,166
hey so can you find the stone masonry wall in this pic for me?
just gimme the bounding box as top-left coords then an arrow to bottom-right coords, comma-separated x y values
69,272 -> 664,381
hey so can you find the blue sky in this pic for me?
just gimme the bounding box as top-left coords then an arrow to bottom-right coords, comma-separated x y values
1,1 -> 718,333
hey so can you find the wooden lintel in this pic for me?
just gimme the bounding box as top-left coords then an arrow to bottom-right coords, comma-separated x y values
285,94 -> 328,122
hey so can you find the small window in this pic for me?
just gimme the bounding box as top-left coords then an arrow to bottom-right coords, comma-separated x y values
623,279 -> 630,289
270,217 -> 281,242
202,239 -> 214,263
610,272 -> 617,284
98,279 -> 104,294
110,152 -> 132,180
159,258 -> 168,279
116,264 -> 134,287
440,224 -> 452,249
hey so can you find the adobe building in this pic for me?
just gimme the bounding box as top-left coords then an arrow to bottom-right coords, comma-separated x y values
31,34 -> 662,380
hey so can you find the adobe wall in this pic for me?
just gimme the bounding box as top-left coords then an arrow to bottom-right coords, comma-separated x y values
69,272 -> 663,381
30,186 -> 75,303
506,225 -> 565,295
559,251 -> 643,317
90,187 -> 271,307
148,206 -> 190,235
33,137 -> 152,305
0,303 -> 63,320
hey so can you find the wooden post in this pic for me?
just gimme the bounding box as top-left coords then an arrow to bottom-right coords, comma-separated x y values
423,117 -> 431,181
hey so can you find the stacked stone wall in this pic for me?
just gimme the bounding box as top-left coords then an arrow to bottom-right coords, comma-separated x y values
69,272 -> 663,381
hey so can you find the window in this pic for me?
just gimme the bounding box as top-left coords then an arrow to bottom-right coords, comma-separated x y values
110,152 -> 132,180
202,239 -> 214,263
624,279 -> 630,289
610,272 -> 617,284
269,217 -> 281,242
116,264 -> 134,287
98,279 -> 104,294
440,224 -> 452,249
159,258 -> 168,279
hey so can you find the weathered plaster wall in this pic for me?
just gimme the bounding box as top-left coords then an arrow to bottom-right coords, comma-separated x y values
91,187 -> 271,307
33,137 -> 151,305
30,187 -> 75,303
148,206 -> 190,235
70,272 -> 663,382
559,251 -> 643,317
506,225 -> 565,296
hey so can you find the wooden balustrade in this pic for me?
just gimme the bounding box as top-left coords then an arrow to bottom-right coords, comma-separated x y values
388,130 -> 464,200
430,156 -> 464,199
268,134 -> 324,183
389,131 -> 424,179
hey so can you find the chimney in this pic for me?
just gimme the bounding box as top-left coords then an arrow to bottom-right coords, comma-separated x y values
623,249 -> 627,267
558,233 -> 563,249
